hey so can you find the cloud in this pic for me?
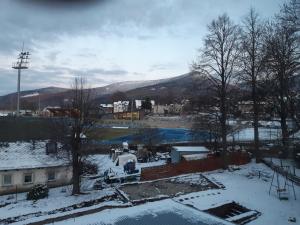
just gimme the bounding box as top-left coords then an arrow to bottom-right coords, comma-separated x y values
47,51 -> 60,62
0,0 -> 283,96
17,0 -> 105,8
0,65 -> 129,95
3,0 -> 281,53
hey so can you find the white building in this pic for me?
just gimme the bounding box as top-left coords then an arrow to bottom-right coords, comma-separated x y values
0,141 -> 72,195
153,103 -> 183,115
40,106 -> 61,117
135,100 -> 155,110
113,101 -> 130,113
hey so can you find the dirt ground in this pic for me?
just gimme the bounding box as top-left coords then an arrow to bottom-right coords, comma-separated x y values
120,174 -> 219,201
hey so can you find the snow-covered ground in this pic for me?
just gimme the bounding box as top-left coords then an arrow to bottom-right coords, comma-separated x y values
1,159 -> 299,225
228,128 -> 282,142
0,154 -> 166,224
45,162 -> 300,225
0,185 -> 120,223
174,162 -> 300,225
293,130 -> 300,139
88,154 -> 166,177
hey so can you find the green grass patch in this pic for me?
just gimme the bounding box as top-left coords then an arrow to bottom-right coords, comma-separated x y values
0,117 -> 53,141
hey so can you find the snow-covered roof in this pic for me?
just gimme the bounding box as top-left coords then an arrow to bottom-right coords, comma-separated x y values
0,141 -> 70,171
100,104 -> 113,108
114,153 -> 137,166
172,146 -> 210,153
113,101 -> 129,105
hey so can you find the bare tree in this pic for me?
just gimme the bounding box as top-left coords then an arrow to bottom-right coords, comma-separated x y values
193,14 -> 241,167
240,8 -> 266,162
264,10 -> 300,153
281,0 -> 300,130
280,0 -> 300,32
50,77 -> 95,195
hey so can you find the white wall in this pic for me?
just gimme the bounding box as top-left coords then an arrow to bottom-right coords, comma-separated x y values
0,166 -> 72,195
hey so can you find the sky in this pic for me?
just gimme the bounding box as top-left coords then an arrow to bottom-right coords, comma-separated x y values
0,0 -> 285,96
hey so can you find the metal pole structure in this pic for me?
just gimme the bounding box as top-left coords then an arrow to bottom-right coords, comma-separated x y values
17,69 -> 21,117
131,98 -> 133,124
12,49 -> 30,117
38,92 -> 41,115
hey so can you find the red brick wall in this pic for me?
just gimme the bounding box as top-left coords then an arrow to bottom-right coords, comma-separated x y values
141,152 -> 250,181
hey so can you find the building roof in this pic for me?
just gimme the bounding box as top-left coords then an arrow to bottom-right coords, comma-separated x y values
0,141 -> 70,171
172,146 -> 210,153
100,104 -> 113,108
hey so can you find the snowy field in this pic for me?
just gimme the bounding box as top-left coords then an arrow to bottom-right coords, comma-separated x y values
228,128 -> 282,142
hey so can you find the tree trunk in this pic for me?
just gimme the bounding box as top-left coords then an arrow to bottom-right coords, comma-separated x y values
72,136 -> 81,195
280,100 -> 289,157
279,72 -> 289,157
252,84 -> 260,162
220,85 -> 228,168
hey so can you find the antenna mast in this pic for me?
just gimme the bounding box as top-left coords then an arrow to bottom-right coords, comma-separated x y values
12,45 -> 30,117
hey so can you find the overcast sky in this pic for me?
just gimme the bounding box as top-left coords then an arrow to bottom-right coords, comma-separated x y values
0,0 -> 284,95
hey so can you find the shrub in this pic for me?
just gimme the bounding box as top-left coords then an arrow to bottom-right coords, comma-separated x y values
80,161 -> 98,175
27,184 -> 49,201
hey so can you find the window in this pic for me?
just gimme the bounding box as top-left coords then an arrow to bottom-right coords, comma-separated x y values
3,174 -> 12,186
24,173 -> 33,184
47,171 -> 56,181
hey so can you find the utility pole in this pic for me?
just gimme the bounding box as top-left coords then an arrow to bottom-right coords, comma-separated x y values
131,99 -> 134,124
12,45 -> 30,117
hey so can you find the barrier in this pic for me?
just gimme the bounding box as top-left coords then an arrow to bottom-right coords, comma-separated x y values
141,152 -> 250,181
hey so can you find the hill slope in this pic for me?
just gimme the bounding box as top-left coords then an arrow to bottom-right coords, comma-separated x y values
0,72 -> 230,109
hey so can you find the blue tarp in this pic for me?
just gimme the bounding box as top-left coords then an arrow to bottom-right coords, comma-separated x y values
99,128 -> 215,145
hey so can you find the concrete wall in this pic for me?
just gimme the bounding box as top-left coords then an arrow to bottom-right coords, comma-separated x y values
171,149 -> 207,163
0,166 -> 72,195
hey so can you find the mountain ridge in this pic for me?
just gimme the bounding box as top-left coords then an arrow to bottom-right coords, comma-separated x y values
0,73 -> 198,109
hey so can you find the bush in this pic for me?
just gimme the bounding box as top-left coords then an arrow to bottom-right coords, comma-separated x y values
27,184 -> 49,201
80,161 -> 98,175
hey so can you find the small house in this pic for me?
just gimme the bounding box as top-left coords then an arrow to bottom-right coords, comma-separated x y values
171,146 -> 210,163
113,101 -> 130,113
0,141 -> 72,195
99,104 -> 114,114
